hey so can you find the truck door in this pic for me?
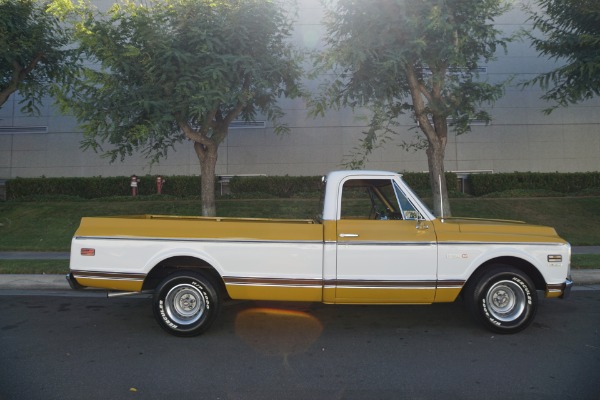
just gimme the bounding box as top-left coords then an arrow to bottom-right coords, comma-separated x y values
335,177 -> 438,303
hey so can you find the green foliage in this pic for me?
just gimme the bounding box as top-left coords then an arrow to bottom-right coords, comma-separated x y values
6,172 -> 600,201
401,172 -> 458,193
8,172 -> 600,201
313,0 -> 510,128
469,172 -> 600,196
6,172 -> 462,200
6,176 -> 125,199
160,176 -> 201,197
0,0 -> 79,112
524,0 -> 600,112
62,0 -> 301,161
5,175 -> 205,199
310,0 -> 512,217
56,0 -> 304,216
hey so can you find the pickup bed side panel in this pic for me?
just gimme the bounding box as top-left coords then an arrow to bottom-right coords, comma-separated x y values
70,217 -> 325,301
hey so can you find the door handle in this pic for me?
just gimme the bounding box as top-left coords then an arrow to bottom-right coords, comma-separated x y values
339,233 -> 359,238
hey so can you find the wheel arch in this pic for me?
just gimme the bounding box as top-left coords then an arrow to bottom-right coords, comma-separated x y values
142,256 -> 227,297
464,256 -> 546,293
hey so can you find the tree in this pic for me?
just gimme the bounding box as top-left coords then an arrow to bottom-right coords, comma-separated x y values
0,0 -> 77,113
524,0 -> 600,112
57,0 -> 302,216
311,0 -> 511,217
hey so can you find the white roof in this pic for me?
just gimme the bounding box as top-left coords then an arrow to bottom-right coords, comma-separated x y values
325,170 -> 399,186
322,170 -> 402,221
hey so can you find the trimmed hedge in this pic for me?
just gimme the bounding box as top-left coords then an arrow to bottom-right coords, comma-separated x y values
401,172 -> 458,193
229,175 -> 322,198
7,177 -> 128,199
227,172 -> 456,197
6,171 -> 599,200
469,172 -> 600,196
5,172 -> 454,200
6,175 -> 204,200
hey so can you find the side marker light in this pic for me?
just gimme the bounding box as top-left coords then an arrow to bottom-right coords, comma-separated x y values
81,248 -> 95,256
548,255 -> 562,263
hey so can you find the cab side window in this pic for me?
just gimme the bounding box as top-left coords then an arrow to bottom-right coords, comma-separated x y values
340,179 -> 401,220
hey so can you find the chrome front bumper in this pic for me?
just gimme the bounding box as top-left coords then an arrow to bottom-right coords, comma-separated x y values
561,277 -> 573,299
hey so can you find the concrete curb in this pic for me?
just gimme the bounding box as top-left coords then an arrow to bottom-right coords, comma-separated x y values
0,274 -> 71,290
569,269 -> 600,286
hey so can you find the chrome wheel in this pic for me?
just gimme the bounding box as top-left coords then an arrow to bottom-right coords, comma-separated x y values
465,265 -> 538,334
164,283 -> 206,325
153,271 -> 221,336
485,279 -> 526,322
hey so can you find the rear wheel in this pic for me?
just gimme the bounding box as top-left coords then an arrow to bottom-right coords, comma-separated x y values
465,265 -> 537,334
153,271 -> 221,337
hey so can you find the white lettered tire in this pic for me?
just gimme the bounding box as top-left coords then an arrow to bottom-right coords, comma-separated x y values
465,265 -> 537,334
153,271 -> 221,337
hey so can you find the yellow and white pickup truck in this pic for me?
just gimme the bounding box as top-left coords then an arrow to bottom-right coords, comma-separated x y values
68,170 -> 572,336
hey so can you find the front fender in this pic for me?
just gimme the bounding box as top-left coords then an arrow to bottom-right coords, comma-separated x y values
438,242 -> 569,286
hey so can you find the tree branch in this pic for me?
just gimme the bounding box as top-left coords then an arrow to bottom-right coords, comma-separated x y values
177,119 -> 208,145
223,74 -> 252,126
18,52 -> 45,81
212,74 -> 253,145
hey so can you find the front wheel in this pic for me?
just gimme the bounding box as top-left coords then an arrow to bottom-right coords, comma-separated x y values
153,271 -> 221,337
465,266 -> 537,334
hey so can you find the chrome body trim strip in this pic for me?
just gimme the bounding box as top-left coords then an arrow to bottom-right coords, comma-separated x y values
71,270 -> 146,282
438,241 -> 568,247
337,242 -> 436,246
74,236 -> 323,245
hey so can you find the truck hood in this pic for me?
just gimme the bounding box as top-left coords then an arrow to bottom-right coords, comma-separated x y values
442,217 -> 561,239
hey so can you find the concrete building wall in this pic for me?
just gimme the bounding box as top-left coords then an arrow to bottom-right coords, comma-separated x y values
0,0 -> 598,179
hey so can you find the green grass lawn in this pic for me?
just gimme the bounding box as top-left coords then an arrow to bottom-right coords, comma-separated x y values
449,197 -> 600,245
0,260 -> 69,274
0,198 -> 322,251
571,254 -> 600,270
1,196 -> 599,252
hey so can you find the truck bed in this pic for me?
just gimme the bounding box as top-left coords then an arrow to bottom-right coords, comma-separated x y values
74,215 -> 323,242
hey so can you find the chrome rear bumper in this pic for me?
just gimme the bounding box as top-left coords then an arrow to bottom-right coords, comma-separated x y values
66,273 -> 86,290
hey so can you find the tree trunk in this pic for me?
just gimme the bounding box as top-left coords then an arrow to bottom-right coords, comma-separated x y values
194,141 -> 218,217
405,65 -> 452,218
426,137 -> 451,218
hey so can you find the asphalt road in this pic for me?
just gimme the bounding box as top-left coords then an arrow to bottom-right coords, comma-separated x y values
1,289 -> 599,400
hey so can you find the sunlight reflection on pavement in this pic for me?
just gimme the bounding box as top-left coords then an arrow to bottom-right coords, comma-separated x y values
235,305 -> 323,360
